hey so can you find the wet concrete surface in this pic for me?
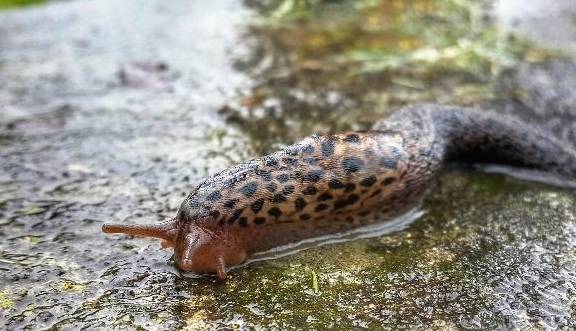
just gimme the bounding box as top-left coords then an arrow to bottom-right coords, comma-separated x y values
1,0 -> 576,329
495,0 -> 576,54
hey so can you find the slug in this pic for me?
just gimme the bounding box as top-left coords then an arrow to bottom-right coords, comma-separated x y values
102,104 -> 576,279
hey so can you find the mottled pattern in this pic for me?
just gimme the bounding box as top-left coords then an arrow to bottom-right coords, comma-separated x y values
103,104 -> 576,277
155,128 -> 411,269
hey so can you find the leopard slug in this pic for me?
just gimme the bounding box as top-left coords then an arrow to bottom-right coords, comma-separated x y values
102,104 -> 576,279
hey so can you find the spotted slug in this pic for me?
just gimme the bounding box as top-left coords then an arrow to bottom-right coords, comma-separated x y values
102,104 -> 576,279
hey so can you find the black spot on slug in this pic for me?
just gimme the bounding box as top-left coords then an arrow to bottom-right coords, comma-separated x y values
283,185 -> 295,195
209,210 -> 220,219
342,157 -> 364,173
317,193 -> 333,202
300,214 -> 311,221
283,157 -> 298,166
286,147 -> 299,156
271,193 -> 286,203
304,170 -> 323,183
344,183 -> 356,192
265,158 -> 278,167
257,170 -> 273,181
294,197 -> 307,211
291,171 -> 303,180
224,199 -> 239,209
360,176 -> 377,187
266,182 -> 277,193
321,138 -> 335,156
328,179 -> 345,189
206,191 -> 221,201
240,182 -> 258,197
302,144 -> 315,154
334,199 -> 347,210
222,178 -> 237,189
254,217 -> 266,225
268,207 -> 282,218
276,174 -> 290,183
348,194 -> 360,204
379,156 -> 397,169
251,198 -> 264,214
382,177 -> 396,186
315,203 -> 329,212
333,193 -> 360,210
344,134 -> 360,143
238,217 -> 248,227
228,209 -> 243,224
303,186 -> 318,195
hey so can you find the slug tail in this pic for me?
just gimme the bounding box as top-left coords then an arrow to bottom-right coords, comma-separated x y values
102,219 -> 177,241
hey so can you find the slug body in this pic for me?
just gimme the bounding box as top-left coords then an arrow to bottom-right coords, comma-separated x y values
102,104 -> 576,279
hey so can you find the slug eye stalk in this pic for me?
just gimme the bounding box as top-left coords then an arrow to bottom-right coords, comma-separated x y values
102,219 -> 178,247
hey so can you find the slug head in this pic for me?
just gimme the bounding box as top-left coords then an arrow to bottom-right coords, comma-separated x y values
172,224 -> 247,279
102,219 -> 246,279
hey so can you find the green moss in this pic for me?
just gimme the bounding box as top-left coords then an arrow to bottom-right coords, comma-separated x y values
0,290 -> 14,310
0,0 -> 45,9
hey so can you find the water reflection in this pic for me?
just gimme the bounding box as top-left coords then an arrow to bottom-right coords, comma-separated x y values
224,0 -> 531,154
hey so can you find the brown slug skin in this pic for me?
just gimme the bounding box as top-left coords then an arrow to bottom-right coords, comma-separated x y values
102,104 -> 576,279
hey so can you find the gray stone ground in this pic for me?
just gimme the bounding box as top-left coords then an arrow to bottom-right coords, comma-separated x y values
0,0 -> 575,329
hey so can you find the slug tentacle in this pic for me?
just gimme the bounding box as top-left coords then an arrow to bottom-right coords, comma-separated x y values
102,219 -> 178,242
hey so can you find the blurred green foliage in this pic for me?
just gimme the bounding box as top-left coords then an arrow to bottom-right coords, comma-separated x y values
0,0 -> 44,9
260,0 -> 535,77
